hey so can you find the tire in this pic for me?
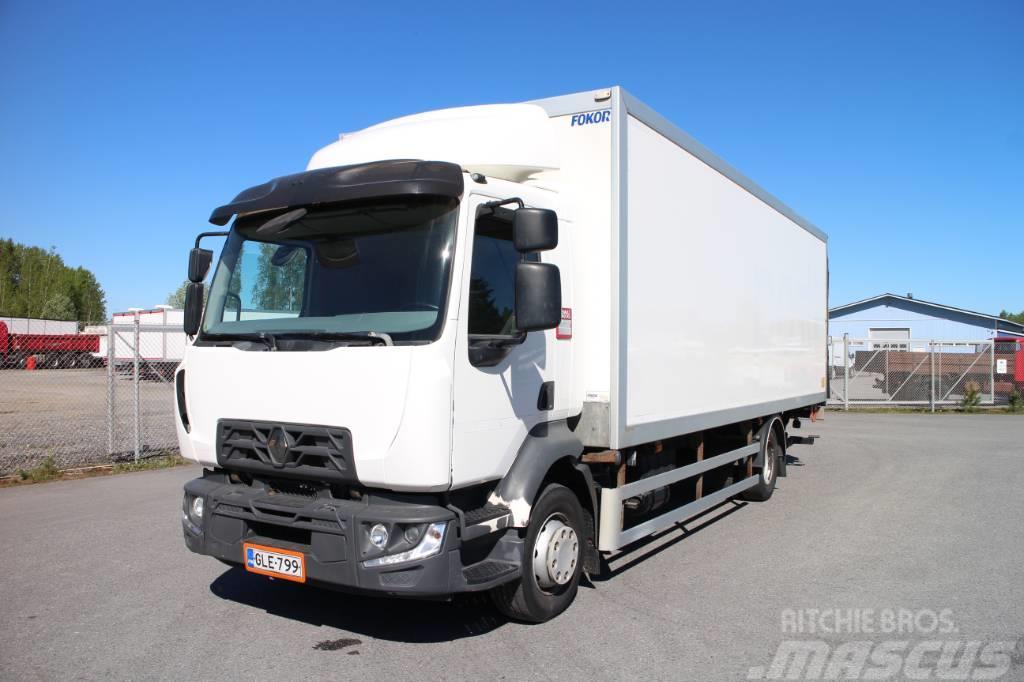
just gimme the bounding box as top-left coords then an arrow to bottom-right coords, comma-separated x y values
490,483 -> 585,623
741,422 -> 781,502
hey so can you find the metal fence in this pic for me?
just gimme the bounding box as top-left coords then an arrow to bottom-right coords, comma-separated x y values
828,336 -> 1022,409
0,319 -> 180,476
3,322 -> 1019,473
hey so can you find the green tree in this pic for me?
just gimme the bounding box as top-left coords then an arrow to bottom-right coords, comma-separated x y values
0,239 -> 106,322
69,267 -> 107,323
40,293 -> 76,320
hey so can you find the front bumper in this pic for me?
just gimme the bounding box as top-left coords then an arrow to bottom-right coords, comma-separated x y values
182,471 -> 521,597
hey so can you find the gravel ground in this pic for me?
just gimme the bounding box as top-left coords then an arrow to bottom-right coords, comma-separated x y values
0,411 -> 1022,680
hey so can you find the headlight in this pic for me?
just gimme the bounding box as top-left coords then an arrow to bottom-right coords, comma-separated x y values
362,522 -> 447,568
182,493 -> 204,533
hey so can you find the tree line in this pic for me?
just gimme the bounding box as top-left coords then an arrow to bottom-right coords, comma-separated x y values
0,239 -> 107,323
999,309 -> 1024,325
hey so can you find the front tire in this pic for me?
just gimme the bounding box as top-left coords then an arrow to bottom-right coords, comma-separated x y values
491,484 -> 585,623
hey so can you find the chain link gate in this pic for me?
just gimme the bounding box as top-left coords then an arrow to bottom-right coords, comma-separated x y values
827,334 -> 998,409
106,320 -> 180,463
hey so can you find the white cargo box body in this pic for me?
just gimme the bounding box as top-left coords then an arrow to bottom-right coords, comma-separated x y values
291,87 -> 826,451
99,307 -> 186,363
532,89 -> 828,448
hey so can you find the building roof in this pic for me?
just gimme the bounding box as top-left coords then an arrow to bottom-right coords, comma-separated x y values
829,293 -> 1024,331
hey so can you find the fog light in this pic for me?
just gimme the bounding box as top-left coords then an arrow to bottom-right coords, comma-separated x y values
191,496 -> 204,520
369,523 -> 389,549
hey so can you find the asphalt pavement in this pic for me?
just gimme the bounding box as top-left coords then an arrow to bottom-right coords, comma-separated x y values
1,412 -> 1022,680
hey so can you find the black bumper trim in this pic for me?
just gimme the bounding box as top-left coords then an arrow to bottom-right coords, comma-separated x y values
183,473 -> 521,596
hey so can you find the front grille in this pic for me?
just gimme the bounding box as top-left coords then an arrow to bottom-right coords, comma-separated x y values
217,419 -> 357,484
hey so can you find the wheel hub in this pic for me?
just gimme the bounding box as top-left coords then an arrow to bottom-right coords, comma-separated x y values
532,515 -> 579,590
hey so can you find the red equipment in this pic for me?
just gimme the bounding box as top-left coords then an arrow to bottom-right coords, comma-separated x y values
994,336 -> 1024,384
0,320 -> 100,369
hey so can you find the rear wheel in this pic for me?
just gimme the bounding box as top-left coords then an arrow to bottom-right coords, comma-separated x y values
490,484 -> 585,623
741,422 -> 781,501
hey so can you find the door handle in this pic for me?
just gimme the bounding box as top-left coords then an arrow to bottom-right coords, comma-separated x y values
537,381 -> 555,410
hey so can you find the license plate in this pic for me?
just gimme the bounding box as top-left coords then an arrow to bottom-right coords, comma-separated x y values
243,543 -> 306,583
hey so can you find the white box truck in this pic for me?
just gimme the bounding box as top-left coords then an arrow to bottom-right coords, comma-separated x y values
176,87 -> 827,622
97,307 -> 186,379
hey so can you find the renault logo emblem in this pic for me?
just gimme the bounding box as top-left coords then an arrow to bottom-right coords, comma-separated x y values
266,427 -> 291,466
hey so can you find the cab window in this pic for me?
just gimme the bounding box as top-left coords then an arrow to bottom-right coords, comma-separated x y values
468,211 -> 521,336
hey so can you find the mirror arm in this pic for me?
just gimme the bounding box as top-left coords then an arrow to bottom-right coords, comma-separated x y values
194,231 -> 230,248
479,197 -> 524,215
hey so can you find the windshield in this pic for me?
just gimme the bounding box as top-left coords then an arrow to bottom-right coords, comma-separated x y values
200,196 -> 458,344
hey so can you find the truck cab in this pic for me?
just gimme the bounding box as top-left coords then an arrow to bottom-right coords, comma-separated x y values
178,151 -> 582,620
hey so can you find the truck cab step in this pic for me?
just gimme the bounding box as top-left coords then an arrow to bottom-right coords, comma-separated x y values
462,559 -> 519,587
461,504 -> 512,541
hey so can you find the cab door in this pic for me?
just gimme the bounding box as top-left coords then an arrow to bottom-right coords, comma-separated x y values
450,192 -> 556,487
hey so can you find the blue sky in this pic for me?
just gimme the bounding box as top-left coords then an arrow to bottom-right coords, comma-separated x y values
1,1 -> 1021,316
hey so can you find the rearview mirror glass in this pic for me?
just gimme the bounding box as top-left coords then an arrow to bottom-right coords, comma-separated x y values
515,262 -> 561,331
513,208 -> 558,253
184,282 -> 204,335
188,248 -> 214,283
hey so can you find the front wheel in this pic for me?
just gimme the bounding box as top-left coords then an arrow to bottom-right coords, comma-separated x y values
490,484 -> 585,623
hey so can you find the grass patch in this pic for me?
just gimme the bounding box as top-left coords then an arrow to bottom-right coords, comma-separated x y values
112,454 -> 188,474
1008,389 -> 1023,414
2,453 -> 191,488
17,455 -> 61,483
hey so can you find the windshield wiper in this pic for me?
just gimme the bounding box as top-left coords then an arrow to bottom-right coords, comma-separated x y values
272,331 -> 394,346
201,332 -> 277,350
201,330 -> 392,347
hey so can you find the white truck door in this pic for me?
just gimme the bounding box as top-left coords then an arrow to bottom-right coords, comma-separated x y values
450,194 -> 555,487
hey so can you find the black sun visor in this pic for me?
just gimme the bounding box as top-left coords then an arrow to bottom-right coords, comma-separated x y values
208,159 -> 465,226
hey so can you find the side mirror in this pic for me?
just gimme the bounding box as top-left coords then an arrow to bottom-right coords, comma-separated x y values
513,208 -> 558,252
183,282 -> 204,335
188,248 -> 214,283
515,262 -> 561,331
